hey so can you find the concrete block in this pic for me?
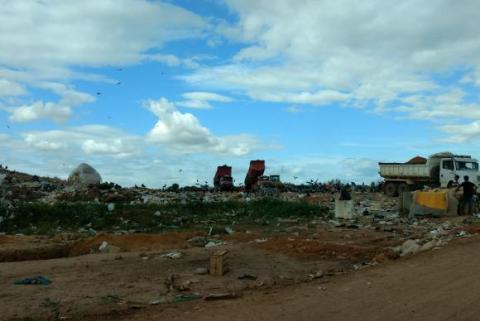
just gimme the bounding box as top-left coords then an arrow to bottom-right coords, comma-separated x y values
335,199 -> 354,219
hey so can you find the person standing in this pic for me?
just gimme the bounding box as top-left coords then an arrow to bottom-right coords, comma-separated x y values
456,176 -> 477,215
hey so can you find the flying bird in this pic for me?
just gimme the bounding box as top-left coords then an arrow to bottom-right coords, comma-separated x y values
115,81 -> 121,85
96,92 -> 102,96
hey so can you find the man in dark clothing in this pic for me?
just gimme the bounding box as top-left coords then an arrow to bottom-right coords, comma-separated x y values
456,176 -> 477,215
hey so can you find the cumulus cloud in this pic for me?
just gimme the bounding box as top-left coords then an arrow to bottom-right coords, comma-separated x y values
394,89 -> 480,122
182,0 -> 480,138
10,101 -> 72,123
7,85 -> 95,123
177,91 -> 233,109
23,125 -> 143,158
0,1 -> 206,70
146,98 -> 260,155
0,0 -> 208,122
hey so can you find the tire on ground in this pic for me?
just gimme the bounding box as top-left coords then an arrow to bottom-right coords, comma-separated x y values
384,182 -> 398,197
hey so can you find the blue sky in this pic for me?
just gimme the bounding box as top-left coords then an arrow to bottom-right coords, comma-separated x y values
1,0 -> 480,187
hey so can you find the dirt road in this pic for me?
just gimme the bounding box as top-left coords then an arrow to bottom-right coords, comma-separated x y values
102,236 -> 480,321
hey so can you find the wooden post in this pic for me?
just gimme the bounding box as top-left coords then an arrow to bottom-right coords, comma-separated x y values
210,250 -> 229,276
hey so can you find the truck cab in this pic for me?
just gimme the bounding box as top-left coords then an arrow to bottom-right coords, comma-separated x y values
440,157 -> 480,187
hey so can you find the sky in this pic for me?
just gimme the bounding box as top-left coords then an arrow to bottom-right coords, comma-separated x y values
1,0 -> 480,187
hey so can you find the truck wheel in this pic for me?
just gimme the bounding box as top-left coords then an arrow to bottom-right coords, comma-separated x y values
397,183 -> 409,195
384,182 -> 398,197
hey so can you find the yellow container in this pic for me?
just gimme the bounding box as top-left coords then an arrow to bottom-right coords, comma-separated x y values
414,191 -> 448,210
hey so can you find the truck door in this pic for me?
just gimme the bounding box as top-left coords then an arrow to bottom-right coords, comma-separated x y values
440,159 -> 455,187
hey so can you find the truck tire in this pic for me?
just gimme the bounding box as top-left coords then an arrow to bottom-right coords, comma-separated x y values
397,183 -> 409,195
384,182 -> 398,197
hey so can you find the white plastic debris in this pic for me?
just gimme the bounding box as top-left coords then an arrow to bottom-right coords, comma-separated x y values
161,251 -> 183,259
98,241 -> 121,254
395,239 -> 420,256
205,240 -> 224,248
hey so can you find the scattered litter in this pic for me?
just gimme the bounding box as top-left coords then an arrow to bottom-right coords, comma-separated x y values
225,227 -> 235,235
254,238 -> 268,243
173,293 -> 202,303
420,239 -> 442,252
188,236 -> 213,247
394,239 -> 420,256
205,240 -> 223,248
14,276 -> 51,285
161,251 -> 183,259
456,231 -> 469,238
99,241 -> 121,254
107,203 -> 115,212
308,270 -> 324,280
150,298 -> 167,305
204,292 -> 239,301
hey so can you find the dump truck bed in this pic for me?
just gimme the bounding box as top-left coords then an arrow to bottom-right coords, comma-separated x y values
379,163 -> 431,179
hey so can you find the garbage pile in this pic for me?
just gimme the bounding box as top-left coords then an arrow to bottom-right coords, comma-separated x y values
1,163 -> 479,253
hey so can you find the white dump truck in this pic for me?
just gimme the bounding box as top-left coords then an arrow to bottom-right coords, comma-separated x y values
379,152 -> 480,196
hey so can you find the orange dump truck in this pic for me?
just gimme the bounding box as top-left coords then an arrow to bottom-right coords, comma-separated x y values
213,165 -> 233,191
244,160 -> 265,191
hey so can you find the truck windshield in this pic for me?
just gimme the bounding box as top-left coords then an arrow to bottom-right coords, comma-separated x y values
455,161 -> 479,171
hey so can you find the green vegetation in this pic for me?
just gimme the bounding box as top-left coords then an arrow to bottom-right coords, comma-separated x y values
0,199 -> 330,235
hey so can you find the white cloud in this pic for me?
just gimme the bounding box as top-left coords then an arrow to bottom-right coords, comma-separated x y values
440,121 -> 480,143
7,85 -> 95,123
250,89 -> 349,105
395,89 -> 480,122
177,91 -> 233,109
183,0 -> 480,135
146,98 -> 260,155
24,134 -> 66,151
148,54 -> 183,67
0,1 -> 206,70
0,78 -> 26,97
10,101 -> 72,123
147,54 -> 215,69
0,1 -> 208,122
23,125 -> 143,158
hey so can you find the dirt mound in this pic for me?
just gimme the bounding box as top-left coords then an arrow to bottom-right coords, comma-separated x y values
69,232 -> 202,256
0,245 -> 70,262
257,236 -> 395,260
0,232 -> 204,262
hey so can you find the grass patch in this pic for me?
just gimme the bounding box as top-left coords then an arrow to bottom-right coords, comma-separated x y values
0,199 -> 330,235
